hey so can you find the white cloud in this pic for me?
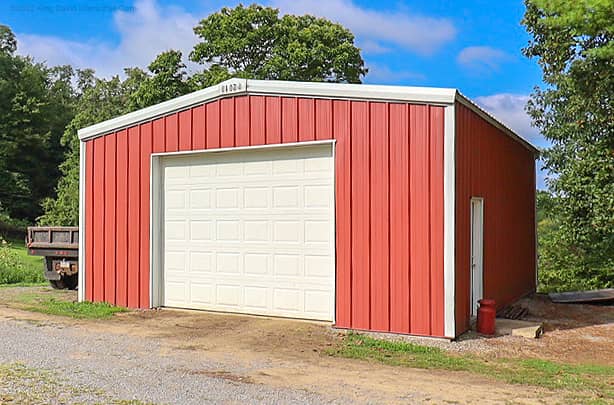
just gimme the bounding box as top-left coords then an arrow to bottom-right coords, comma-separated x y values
475,93 -> 546,147
364,64 -> 425,84
15,0 -> 455,79
358,39 -> 391,55
270,0 -> 456,55
457,46 -> 511,72
17,0 -> 199,78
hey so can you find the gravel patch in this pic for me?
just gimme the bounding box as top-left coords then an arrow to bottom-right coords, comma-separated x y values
0,318 -> 348,404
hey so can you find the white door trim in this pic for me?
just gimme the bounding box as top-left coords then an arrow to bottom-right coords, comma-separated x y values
150,140 -> 337,317
470,197 -> 484,317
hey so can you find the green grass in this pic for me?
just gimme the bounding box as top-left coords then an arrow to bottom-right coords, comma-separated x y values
15,292 -> 127,319
329,333 -> 614,402
0,237 -> 46,285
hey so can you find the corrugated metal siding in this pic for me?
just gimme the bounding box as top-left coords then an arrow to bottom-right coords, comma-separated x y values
455,102 -> 536,334
84,95 -> 445,336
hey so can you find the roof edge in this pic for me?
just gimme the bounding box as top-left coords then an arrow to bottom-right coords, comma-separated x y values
454,92 -> 539,155
78,78 -> 457,141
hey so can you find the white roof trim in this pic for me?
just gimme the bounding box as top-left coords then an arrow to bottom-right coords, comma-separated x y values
455,93 -> 538,154
77,78 -> 538,154
77,78 -> 457,140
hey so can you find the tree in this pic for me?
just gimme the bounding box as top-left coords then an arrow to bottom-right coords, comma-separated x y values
40,69 -> 148,226
0,25 -> 76,222
522,1 -> 613,290
191,4 -> 367,83
128,50 -> 193,110
40,50 -> 196,225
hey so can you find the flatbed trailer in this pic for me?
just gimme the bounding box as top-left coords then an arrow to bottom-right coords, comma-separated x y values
26,226 -> 79,290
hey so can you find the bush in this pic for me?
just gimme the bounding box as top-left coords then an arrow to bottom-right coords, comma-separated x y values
537,191 -> 613,293
0,237 -> 45,285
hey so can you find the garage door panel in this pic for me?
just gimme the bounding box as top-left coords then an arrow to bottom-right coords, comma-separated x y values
163,144 -> 334,321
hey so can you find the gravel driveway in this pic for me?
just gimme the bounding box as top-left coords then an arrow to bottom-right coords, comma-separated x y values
0,317 -> 339,404
2,288 -> 604,404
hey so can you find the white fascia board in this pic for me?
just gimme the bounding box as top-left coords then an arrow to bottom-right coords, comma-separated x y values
78,78 -> 457,141
77,78 -> 249,141
455,92 -> 539,155
77,140 -> 86,302
245,80 -> 457,105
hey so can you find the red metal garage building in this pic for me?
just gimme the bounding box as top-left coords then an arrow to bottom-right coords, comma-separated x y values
77,79 -> 537,339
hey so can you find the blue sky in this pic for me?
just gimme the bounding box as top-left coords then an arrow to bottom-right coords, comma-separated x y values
2,0 -> 548,185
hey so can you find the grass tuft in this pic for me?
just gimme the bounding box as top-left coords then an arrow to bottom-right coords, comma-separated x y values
16,293 -> 127,319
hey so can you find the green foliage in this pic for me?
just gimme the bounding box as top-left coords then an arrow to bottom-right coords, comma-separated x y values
537,190 -> 612,292
0,237 -> 45,285
40,52 -> 196,225
523,1 -> 614,290
331,333 -> 613,400
16,294 -> 127,319
191,4 -> 367,83
0,25 -> 77,223
127,50 -> 194,110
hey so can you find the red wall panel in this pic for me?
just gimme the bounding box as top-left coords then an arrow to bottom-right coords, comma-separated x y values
220,98 -> 235,148
206,101 -> 220,149
84,95 -> 447,336
455,102 -> 536,334
165,115 -> 178,152
192,105 -> 206,150
350,101 -> 371,330
333,100 -> 351,327
140,123 -> 152,308
429,106 -> 445,337
235,96 -> 250,147
115,130 -> 128,306
282,97 -> 298,143
178,110 -> 192,151
315,99 -> 333,140
265,97 -> 281,144
389,104 -> 410,333
92,137 -> 105,302
369,102 -> 389,332
103,133 -> 116,303
127,127 -> 140,308
250,96 -> 266,145
409,105 -> 431,335
298,98 -> 315,141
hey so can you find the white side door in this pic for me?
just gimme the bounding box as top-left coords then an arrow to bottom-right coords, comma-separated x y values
470,198 -> 484,317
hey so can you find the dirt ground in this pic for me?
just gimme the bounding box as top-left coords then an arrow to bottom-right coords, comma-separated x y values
483,294 -> 614,366
0,286 -> 612,404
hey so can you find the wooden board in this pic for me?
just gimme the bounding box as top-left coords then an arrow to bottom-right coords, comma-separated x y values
549,288 -> 614,304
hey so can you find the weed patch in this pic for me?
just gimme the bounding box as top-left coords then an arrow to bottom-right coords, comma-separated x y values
0,237 -> 45,285
15,293 -> 127,319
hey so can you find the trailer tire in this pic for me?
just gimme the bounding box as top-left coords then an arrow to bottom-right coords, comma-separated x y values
63,274 -> 78,290
49,275 -> 78,290
49,279 -> 66,289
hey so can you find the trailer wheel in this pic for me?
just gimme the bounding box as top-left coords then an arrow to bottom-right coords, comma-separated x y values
49,275 -> 77,290
49,279 -> 66,289
63,274 -> 78,290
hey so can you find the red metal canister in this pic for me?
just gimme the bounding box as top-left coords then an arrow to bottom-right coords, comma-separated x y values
476,299 -> 496,335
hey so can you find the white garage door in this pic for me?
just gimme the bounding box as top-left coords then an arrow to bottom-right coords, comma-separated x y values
162,144 -> 335,321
